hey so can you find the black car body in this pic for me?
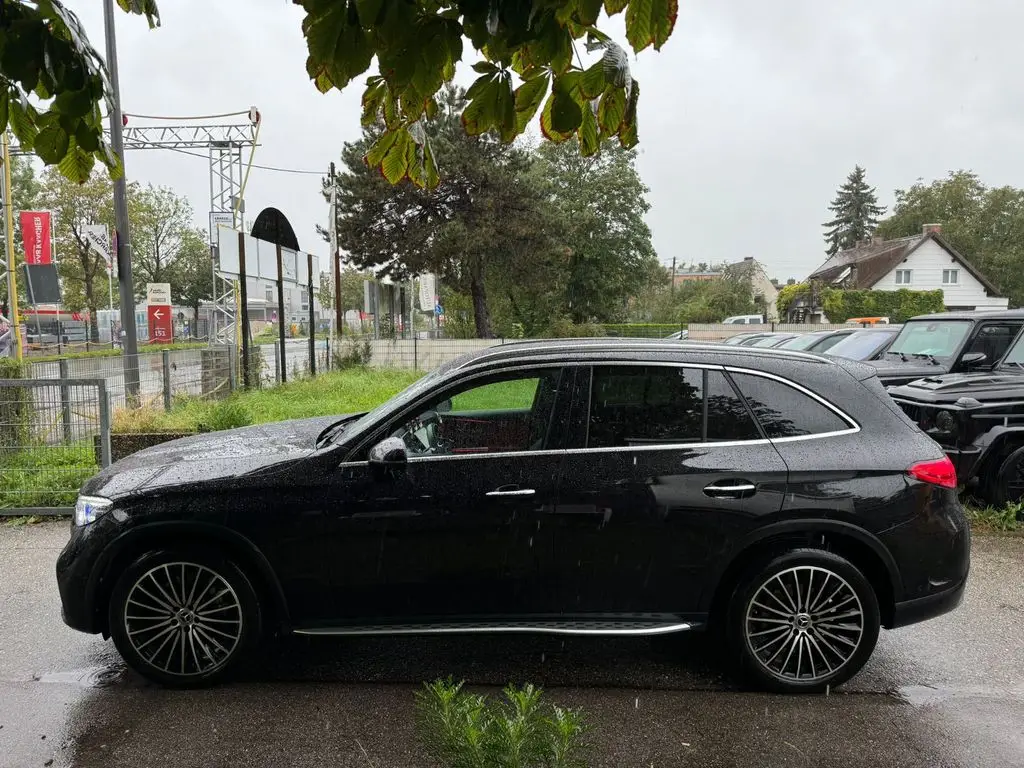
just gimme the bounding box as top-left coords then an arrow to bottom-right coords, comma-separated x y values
888,328 -> 1024,505
57,340 -> 969,693
869,310 -> 1024,385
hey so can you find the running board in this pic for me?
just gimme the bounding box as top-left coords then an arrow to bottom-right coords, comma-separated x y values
293,620 -> 695,638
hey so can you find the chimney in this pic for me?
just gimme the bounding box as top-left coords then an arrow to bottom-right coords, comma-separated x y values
922,223 -> 942,235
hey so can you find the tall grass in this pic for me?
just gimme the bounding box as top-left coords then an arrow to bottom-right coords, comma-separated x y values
0,444 -> 97,508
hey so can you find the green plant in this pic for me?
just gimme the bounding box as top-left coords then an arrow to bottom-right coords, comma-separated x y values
545,318 -> 607,338
600,323 -> 682,338
0,357 -> 30,448
819,288 -> 945,323
415,679 -> 587,768
776,282 -> 810,318
964,501 -> 1022,533
195,399 -> 253,434
333,336 -> 373,370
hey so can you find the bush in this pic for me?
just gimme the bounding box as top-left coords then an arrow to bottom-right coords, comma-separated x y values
0,357 -> 29,448
545,318 -> 607,338
416,680 -> 587,768
821,288 -> 945,323
333,336 -> 373,369
600,323 -> 683,338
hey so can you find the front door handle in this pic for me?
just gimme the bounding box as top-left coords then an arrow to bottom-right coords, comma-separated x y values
703,481 -> 756,498
486,486 -> 536,497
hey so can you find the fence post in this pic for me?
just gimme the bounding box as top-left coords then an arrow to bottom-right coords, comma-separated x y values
58,358 -> 72,445
97,380 -> 112,469
272,341 -> 281,384
413,332 -> 418,370
227,346 -> 237,392
162,350 -> 172,412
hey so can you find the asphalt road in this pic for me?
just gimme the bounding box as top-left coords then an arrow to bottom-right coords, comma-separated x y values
1,523 -> 1021,768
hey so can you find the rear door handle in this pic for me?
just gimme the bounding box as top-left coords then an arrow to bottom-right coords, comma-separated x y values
703,481 -> 756,498
486,487 -> 536,497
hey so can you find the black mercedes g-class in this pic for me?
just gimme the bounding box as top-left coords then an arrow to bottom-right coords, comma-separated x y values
888,326 -> 1024,506
870,309 -> 1024,386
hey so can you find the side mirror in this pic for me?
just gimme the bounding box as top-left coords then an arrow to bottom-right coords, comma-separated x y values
961,352 -> 987,368
369,436 -> 407,467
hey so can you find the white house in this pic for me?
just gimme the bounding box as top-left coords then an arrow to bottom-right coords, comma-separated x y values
807,224 -> 1008,312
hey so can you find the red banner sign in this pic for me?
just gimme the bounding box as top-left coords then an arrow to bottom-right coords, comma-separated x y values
147,304 -> 173,343
19,211 -> 52,266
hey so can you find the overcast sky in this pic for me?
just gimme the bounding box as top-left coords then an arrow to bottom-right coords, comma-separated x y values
68,0 -> 1023,283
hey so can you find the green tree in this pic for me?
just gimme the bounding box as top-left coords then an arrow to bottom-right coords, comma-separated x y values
328,87 -> 558,337
875,171 -> 1024,306
2,1 -> 677,186
0,1 -> 158,181
129,184 -> 195,298
38,167 -> 116,340
823,165 -> 886,256
536,138 -> 657,323
169,228 -> 212,339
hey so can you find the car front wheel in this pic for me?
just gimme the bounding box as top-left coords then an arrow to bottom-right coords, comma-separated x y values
727,549 -> 880,693
107,550 -> 261,687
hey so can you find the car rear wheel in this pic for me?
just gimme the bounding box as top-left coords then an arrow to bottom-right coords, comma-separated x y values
989,445 -> 1024,509
727,549 -> 880,693
108,550 -> 261,688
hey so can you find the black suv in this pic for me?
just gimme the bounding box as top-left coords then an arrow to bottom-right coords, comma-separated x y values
889,327 -> 1024,506
57,340 -> 969,693
870,309 -> 1024,386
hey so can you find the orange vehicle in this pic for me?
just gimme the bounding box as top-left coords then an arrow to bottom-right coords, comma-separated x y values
845,316 -> 890,325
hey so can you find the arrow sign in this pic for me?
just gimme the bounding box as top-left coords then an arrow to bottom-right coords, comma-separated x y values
146,282 -> 173,343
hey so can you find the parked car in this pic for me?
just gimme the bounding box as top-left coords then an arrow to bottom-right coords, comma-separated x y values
722,332 -> 767,345
824,327 -> 901,362
721,315 -> 765,325
741,332 -> 798,348
887,326 -> 1024,506
778,329 -> 859,354
869,310 -> 1024,386
665,330 -> 689,340
57,339 -> 969,693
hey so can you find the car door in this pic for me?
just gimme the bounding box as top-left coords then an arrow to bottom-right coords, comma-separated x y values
322,365 -> 574,626
545,363 -> 789,620
958,321 -> 1023,370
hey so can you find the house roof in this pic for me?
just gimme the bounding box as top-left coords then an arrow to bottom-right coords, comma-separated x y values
807,232 -> 1002,296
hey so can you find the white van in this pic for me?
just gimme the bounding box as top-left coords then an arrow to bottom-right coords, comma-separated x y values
722,315 -> 765,325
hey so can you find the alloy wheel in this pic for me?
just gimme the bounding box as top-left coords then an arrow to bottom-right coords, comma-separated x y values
122,562 -> 243,678
743,565 -> 865,684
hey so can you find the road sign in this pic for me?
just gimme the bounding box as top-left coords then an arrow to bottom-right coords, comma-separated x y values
146,282 -> 173,343
146,283 -> 172,305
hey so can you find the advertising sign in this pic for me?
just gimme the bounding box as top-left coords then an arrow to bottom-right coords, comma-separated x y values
19,211 -> 52,265
146,283 -> 173,343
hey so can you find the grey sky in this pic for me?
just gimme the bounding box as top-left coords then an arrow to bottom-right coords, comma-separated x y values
70,0 -> 1023,284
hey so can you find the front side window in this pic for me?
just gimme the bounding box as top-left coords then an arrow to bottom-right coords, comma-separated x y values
707,371 -> 761,441
895,269 -> 912,285
963,323 -> 1020,366
588,366 -> 703,447
942,269 -> 959,285
389,369 -> 562,457
1000,330 -> 1024,366
729,372 -> 851,438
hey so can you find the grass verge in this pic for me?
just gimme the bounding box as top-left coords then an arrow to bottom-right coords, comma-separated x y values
28,342 -> 209,364
0,444 -> 98,509
963,500 -> 1023,534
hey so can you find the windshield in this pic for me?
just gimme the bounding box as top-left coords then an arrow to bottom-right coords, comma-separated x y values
750,335 -> 790,348
321,368 -> 444,448
886,320 -> 972,360
826,330 -> 897,361
779,333 -> 829,351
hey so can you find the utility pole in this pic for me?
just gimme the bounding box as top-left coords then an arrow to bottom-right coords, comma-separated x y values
670,256 -> 676,295
329,162 -> 342,336
103,0 -> 140,398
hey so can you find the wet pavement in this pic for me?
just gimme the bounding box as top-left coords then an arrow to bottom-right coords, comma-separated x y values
1,522 -> 1021,767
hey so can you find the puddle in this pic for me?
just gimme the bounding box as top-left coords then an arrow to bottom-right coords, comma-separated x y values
36,665 -> 136,689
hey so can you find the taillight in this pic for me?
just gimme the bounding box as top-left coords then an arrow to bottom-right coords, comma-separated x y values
907,456 -> 957,489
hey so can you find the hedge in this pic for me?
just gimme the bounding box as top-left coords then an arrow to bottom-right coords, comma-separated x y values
600,323 -> 685,338
821,288 -> 946,323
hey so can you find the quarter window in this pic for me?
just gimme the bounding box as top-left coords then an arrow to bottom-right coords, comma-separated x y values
895,269 -> 912,285
706,371 -> 761,441
729,372 -> 851,438
588,366 -> 703,447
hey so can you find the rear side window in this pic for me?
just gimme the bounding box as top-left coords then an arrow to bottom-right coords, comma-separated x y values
588,366 -> 703,447
729,372 -> 851,438
706,371 -> 761,441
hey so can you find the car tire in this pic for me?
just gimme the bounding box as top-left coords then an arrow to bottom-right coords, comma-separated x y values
989,445 -> 1024,508
726,549 -> 880,694
107,550 -> 261,688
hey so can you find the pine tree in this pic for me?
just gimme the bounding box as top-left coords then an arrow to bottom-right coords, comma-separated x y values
823,166 -> 886,256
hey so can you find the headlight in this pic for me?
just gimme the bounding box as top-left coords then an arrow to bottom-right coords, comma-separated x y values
74,496 -> 112,527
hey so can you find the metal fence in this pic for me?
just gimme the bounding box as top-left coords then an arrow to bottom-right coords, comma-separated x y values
0,378 -> 111,515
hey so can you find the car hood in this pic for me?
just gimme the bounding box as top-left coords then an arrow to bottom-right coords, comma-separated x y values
887,370 -> 1024,405
867,358 -> 947,382
81,415 -> 345,499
